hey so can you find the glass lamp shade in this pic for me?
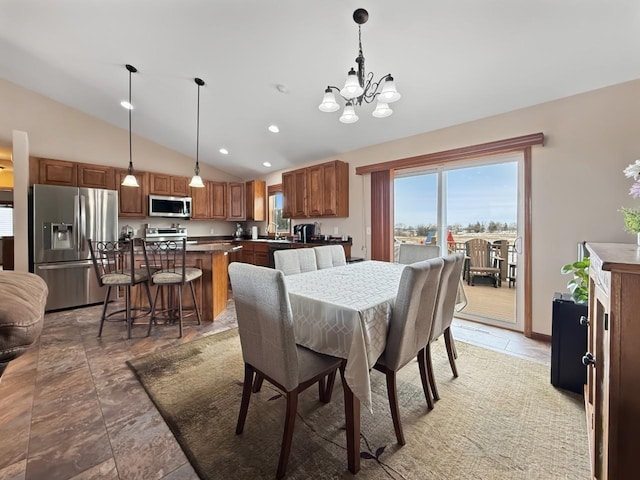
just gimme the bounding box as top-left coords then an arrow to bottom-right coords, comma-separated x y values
372,101 -> 393,118
121,174 -> 139,187
189,174 -> 205,188
339,103 -> 359,124
318,89 -> 340,112
340,68 -> 364,99
379,76 -> 401,103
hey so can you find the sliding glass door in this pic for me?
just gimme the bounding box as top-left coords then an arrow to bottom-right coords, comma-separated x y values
394,153 -> 523,329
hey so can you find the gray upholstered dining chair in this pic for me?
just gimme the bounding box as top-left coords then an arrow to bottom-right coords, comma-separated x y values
372,257 -> 444,445
88,238 -> 153,339
313,245 -> 347,269
273,248 -> 317,275
425,253 -> 466,402
398,244 -> 440,264
142,238 -> 202,338
229,262 -> 342,479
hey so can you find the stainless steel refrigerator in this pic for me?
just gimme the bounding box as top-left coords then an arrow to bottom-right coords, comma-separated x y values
30,184 -> 118,311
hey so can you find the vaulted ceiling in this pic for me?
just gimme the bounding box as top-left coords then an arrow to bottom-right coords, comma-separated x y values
2,1 -> 640,179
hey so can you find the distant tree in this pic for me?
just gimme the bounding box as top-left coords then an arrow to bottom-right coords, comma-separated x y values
487,221 -> 499,233
448,223 -> 462,233
416,224 -> 429,236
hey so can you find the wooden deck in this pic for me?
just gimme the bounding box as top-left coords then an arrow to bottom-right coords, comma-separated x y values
459,281 -> 516,323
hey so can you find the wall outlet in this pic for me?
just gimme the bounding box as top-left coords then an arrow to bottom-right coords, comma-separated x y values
333,227 -> 339,235
366,226 -> 371,235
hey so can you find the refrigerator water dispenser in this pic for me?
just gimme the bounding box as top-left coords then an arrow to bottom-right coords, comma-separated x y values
50,223 -> 74,250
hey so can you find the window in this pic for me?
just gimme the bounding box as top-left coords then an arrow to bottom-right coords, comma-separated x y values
267,184 -> 290,235
0,204 -> 12,236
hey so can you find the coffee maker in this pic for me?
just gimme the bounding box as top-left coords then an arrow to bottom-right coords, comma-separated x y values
293,223 -> 315,243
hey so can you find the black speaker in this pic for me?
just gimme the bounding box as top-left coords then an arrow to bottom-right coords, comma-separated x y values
551,292 -> 588,394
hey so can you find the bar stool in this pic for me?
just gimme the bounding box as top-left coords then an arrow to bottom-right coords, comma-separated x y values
142,238 -> 202,338
88,238 -> 153,339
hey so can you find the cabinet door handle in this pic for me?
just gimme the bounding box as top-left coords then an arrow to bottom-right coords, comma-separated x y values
582,352 -> 596,366
579,315 -> 590,327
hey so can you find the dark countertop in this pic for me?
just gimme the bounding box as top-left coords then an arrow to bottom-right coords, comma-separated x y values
185,243 -> 242,253
188,235 -> 352,246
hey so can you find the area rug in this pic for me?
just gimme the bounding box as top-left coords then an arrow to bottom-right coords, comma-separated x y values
127,329 -> 590,480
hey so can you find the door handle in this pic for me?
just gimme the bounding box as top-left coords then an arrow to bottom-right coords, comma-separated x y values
582,352 -> 595,366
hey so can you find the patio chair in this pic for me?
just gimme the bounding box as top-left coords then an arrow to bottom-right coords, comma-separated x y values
465,238 -> 501,287
229,263 -> 342,479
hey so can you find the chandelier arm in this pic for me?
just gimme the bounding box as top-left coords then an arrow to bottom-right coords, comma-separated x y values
362,73 -> 393,103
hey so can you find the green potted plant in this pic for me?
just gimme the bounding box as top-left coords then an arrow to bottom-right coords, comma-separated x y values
560,257 -> 590,304
620,207 -> 640,243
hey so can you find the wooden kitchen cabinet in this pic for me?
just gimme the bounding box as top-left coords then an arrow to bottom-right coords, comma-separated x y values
38,158 -> 77,186
77,163 -> 115,190
246,180 -> 266,221
282,169 -> 308,218
116,169 -> 148,218
238,241 -> 255,264
283,160 -> 349,218
190,181 -> 211,219
307,160 -> 349,217
210,181 -> 227,220
584,243 -> 640,480
227,182 -> 246,221
149,173 -> 189,196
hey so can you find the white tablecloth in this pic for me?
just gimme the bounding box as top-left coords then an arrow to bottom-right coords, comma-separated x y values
285,260 -> 406,412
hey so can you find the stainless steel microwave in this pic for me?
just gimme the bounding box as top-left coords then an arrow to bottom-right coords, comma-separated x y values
148,195 -> 192,218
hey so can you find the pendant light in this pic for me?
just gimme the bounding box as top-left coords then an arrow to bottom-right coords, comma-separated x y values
121,64 -> 139,187
189,77 -> 206,188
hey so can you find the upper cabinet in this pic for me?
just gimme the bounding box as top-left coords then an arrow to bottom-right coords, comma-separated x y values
227,182 -> 246,221
283,160 -> 349,218
282,169 -> 308,218
149,173 -> 189,196
246,180 -> 266,221
38,158 -> 77,186
36,157 -> 115,190
77,163 -> 115,190
116,169 -> 148,218
190,181 -> 211,219
210,181 -> 227,220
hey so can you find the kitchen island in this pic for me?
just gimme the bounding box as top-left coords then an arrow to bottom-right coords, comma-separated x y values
134,243 -> 241,322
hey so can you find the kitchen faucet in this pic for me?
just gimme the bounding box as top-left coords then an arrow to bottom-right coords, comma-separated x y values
266,222 -> 279,238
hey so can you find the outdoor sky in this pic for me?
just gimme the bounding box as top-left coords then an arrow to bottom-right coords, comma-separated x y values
394,162 -> 518,228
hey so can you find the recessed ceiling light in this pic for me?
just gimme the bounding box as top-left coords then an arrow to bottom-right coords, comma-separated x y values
268,125 -> 280,133
120,101 -> 133,110
219,148 -> 229,155
263,162 -> 272,168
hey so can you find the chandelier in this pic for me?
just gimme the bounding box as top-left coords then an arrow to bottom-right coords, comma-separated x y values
121,64 -> 139,187
318,8 -> 401,124
189,77 -> 206,188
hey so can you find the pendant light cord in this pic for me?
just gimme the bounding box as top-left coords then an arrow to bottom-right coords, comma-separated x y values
195,80 -> 200,175
128,68 -> 133,175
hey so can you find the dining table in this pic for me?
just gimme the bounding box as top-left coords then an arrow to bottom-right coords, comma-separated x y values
284,260 -> 406,474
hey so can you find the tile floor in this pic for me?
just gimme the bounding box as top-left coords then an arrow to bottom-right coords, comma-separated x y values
0,301 -> 550,480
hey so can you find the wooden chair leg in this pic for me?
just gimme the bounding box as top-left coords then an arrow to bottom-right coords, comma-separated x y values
189,281 -> 202,325
385,370 -> 405,445
417,348 -> 434,410
236,364 -> 254,435
426,343 -> 440,401
319,370 -> 337,403
444,328 -> 459,378
98,286 -> 111,337
276,390 -> 299,479
252,373 -> 264,393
